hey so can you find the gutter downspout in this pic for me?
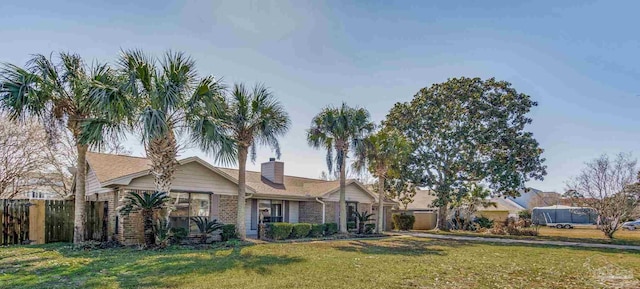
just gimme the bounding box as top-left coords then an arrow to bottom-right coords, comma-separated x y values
315,197 -> 326,224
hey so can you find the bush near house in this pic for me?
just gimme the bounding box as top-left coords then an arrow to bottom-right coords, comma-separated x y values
324,223 -> 338,235
392,213 -> 415,230
475,216 -> 494,229
267,223 -> 294,240
364,223 -> 375,234
309,224 -> 324,237
221,224 -> 237,241
291,223 -> 312,238
347,221 -> 356,230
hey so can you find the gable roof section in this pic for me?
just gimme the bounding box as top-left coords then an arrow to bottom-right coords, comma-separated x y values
85,152 -> 377,200
86,152 -> 151,184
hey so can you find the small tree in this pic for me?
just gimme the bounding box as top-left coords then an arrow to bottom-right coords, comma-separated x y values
353,211 -> 374,234
568,153 -> 640,239
119,191 -> 170,248
191,217 -> 223,244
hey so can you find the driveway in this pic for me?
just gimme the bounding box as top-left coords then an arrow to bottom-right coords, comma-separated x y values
398,231 -> 640,251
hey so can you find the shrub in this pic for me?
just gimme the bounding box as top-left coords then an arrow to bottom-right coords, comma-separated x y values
324,223 -> 338,235
267,223 -> 294,240
309,224 -> 324,237
221,224 -> 237,241
489,222 -> 507,235
475,216 -> 494,229
392,213 -> 415,230
291,223 -> 312,238
347,221 -> 357,230
171,227 -> 189,243
364,223 -> 376,234
518,210 -> 532,220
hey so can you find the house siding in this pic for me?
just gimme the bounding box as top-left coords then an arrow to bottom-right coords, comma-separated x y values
324,183 -> 375,203
85,168 -> 102,194
126,162 -> 238,195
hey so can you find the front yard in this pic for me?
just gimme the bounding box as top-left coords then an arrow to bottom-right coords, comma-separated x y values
425,226 -> 640,246
1,236 -> 639,288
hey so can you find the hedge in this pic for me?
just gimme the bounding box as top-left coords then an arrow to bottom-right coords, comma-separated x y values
324,223 -> 338,235
221,224 -> 237,241
291,223 -> 312,238
392,213 -> 415,230
267,223 -> 294,240
309,224 -> 324,237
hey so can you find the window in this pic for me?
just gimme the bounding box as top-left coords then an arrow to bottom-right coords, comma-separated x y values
168,192 -> 211,234
258,200 -> 283,223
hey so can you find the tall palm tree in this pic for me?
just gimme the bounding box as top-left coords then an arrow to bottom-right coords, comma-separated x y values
307,103 -> 374,233
106,50 -> 233,194
207,83 -> 289,240
354,127 -> 411,233
0,52 -> 126,243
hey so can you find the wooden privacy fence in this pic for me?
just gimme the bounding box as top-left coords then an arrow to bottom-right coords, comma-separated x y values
1,199 -> 30,245
1,199 -> 106,245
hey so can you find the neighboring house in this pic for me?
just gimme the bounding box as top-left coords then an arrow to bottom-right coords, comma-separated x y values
7,172 -> 68,200
83,152 -> 395,244
510,188 -> 561,210
395,190 -> 526,229
477,198 -> 526,222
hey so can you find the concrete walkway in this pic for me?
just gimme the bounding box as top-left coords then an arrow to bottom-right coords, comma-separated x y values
398,231 -> 640,251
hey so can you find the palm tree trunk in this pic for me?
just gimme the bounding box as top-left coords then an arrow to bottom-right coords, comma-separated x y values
236,145 -> 248,240
73,144 -> 88,244
339,150 -> 347,234
147,133 -> 178,193
377,175 -> 385,233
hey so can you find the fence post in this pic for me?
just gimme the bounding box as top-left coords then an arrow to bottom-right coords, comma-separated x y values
28,200 -> 46,244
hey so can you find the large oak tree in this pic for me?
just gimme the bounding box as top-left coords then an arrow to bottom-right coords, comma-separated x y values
385,77 -> 546,230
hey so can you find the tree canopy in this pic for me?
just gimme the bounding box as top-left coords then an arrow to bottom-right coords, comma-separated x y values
385,77 -> 546,229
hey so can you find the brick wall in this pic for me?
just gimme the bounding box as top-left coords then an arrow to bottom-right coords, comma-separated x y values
298,201 -> 323,224
325,201 -> 339,224
218,195 -> 237,225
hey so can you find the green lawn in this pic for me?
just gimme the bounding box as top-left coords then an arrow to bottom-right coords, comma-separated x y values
1,236 -> 639,289
422,226 -> 640,246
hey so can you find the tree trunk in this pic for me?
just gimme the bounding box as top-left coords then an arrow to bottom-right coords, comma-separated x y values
147,133 -> 178,193
437,202 -> 449,231
236,145 -> 248,240
73,144 -> 88,244
146,133 -> 178,226
377,175 -> 385,233
339,151 -> 347,234
142,209 -> 155,247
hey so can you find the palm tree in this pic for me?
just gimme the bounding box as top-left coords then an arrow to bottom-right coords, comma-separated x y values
0,53 -> 126,243
307,103 -> 374,233
354,127 -> 411,233
207,83 -> 289,240
191,216 -> 223,243
118,50 -> 233,194
353,211 -> 375,234
119,191 -> 170,247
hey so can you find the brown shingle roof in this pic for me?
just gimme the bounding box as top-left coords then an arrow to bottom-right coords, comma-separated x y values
86,152 -> 151,183
216,167 -> 342,198
86,152 -> 362,199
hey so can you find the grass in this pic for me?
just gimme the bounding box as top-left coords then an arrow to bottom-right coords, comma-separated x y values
1,237 -> 639,288
423,226 -> 640,246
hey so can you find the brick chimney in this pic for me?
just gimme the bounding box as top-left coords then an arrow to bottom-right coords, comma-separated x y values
261,158 -> 284,184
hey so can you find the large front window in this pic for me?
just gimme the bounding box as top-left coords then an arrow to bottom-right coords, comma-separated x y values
258,200 -> 283,223
169,192 -> 210,234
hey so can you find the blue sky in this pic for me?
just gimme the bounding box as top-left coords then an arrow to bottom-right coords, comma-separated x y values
1,0 -> 639,193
